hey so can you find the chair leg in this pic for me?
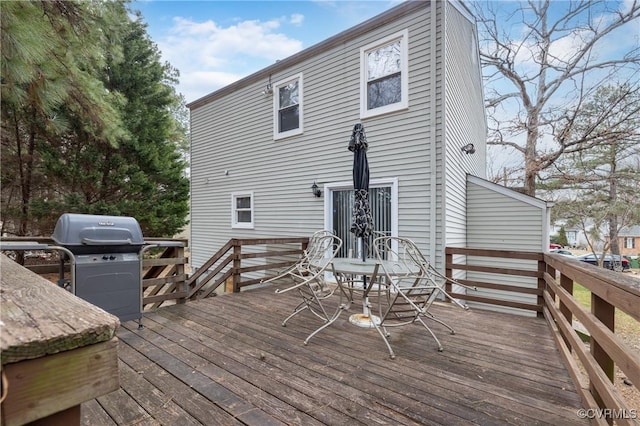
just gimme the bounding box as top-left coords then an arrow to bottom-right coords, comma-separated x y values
372,323 -> 396,359
303,302 -> 349,345
439,289 -> 469,310
414,316 -> 444,351
422,311 -> 455,335
282,302 -> 309,326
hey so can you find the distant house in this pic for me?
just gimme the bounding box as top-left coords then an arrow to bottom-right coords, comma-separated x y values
618,226 -> 640,256
550,223 -> 590,249
186,0 -> 550,312
551,222 -> 639,254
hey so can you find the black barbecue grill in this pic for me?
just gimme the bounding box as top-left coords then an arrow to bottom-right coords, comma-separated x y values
52,213 -> 145,324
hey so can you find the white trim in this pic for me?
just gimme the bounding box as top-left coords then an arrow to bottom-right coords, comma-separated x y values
323,177 -> 399,238
467,175 -> 552,209
448,0 -> 476,24
359,30 -> 409,119
273,73 -> 304,140
231,191 -> 255,229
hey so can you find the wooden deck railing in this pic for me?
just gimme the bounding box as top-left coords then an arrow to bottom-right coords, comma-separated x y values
186,237 -> 308,298
444,247 -> 545,314
447,247 -> 640,424
543,253 -> 640,424
0,236 -> 190,309
4,237 -> 638,419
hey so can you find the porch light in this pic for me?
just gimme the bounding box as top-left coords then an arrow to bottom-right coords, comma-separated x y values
461,143 -> 476,154
311,182 -> 322,198
262,75 -> 273,96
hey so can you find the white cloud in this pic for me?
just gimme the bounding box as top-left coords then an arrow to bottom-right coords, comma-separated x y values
155,16 -> 304,102
290,13 -> 304,26
179,71 -> 243,102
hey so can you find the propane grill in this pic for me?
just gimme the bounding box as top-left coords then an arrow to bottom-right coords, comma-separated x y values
52,213 -> 144,324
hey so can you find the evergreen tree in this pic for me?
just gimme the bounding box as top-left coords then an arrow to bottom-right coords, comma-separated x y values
557,227 -> 569,248
1,2 -> 189,237
1,0 -> 128,235
39,12 -> 189,237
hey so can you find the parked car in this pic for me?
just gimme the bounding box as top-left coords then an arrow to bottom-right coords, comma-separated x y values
550,249 -> 575,257
577,253 -> 630,272
549,243 -> 562,249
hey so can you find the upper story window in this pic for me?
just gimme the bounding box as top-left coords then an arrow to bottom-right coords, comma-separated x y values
624,237 -> 635,249
360,30 -> 408,119
273,73 -> 303,140
231,192 -> 254,229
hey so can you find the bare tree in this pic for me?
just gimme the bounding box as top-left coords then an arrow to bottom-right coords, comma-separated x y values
550,84 -> 640,259
474,0 -> 640,196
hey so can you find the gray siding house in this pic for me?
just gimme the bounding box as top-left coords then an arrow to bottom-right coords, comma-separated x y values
188,1 -> 487,278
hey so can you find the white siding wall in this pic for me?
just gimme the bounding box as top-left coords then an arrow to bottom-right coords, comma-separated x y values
442,1 -> 487,256
466,176 -> 549,316
190,3 -> 438,269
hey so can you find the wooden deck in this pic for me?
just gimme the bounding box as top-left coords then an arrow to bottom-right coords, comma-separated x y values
81,285 -> 588,425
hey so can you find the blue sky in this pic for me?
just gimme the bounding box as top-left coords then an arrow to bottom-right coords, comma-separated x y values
131,1 -> 401,103
131,1 -> 638,176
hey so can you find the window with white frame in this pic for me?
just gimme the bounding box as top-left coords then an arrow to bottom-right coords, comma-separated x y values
624,237 -> 635,249
273,73 -> 303,140
360,30 -> 408,119
231,192 -> 254,229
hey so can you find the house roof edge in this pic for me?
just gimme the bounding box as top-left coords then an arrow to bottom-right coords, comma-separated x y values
186,0 -> 430,110
467,174 -> 553,210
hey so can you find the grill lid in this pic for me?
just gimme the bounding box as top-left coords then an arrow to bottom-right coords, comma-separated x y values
52,213 -> 144,247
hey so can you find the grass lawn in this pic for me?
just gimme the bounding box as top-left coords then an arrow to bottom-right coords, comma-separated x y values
572,282 -> 637,335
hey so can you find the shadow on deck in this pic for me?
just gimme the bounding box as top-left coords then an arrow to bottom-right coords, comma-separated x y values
82,285 -> 587,426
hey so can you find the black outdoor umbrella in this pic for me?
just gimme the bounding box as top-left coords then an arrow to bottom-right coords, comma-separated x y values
348,123 -> 374,261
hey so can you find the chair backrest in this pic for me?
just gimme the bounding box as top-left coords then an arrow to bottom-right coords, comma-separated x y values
280,233 -> 341,291
374,236 -> 473,309
373,236 -> 443,319
372,236 -> 427,282
305,233 -> 342,272
307,230 -> 334,250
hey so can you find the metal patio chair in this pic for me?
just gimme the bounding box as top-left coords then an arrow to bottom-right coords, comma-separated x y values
372,236 -> 475,358
261,229 -> 335,284
270,233 -> 343,344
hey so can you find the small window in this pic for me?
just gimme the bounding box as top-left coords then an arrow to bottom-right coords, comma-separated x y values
273,73 -> 303,140
360,30 -> 408,119
231,192 -> 254,229
624,237 -> 635,249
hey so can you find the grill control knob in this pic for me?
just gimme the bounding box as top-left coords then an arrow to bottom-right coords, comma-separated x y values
102,256 -> 109,260
109,255 -> 116,260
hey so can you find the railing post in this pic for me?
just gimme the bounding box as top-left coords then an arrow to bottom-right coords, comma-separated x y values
537,260 -> 545,317
590,293 -> 615,409
554,273 -> 573,349
558,272 -> 573,349
176,246 -> 187,304
545,262 -> 557,301
445,249 -> 453,297
232,239 -> 241,293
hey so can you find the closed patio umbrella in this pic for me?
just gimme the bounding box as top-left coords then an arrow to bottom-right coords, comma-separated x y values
348,123 -> 374,261
347,123 -> 379,328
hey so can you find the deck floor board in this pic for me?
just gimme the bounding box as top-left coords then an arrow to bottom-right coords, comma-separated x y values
82,285 -> 588,425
